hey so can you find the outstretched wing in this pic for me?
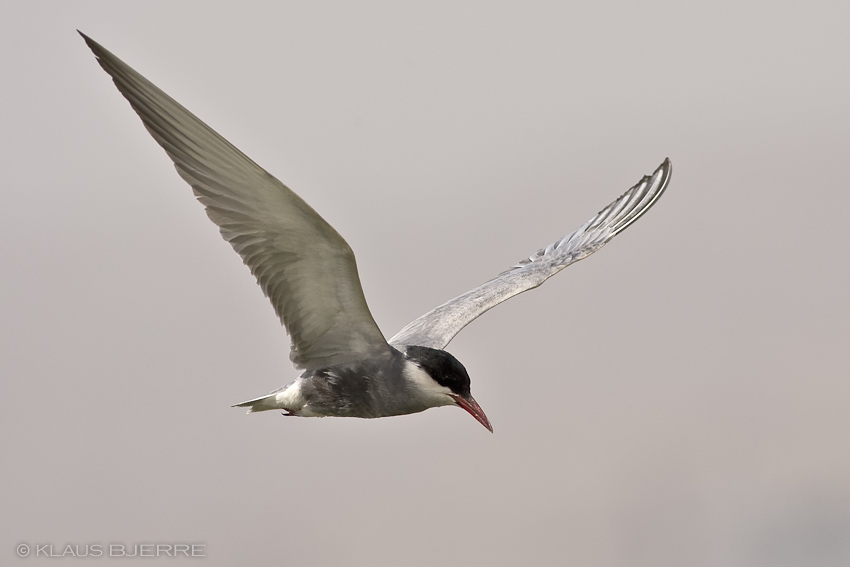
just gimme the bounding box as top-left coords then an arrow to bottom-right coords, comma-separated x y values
81,32 -> 390,370
389,159 -> 671,349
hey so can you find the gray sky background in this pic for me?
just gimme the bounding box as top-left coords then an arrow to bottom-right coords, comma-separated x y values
2,2 -> 849,566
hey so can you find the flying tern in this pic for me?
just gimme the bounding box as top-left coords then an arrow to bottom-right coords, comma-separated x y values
81,32 -> 671,432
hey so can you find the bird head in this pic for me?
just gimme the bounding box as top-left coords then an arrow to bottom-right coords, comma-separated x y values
402,345 -> 492,432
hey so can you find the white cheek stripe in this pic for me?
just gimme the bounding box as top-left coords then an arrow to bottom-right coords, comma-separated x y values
402,360 -> 455,406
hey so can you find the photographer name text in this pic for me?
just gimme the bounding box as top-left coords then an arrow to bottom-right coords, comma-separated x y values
16,542 -> 205,558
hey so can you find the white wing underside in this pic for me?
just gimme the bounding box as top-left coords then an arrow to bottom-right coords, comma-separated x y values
389,159 -> 671,350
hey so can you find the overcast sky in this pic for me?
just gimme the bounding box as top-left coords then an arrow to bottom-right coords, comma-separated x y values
2,2 -> 849,566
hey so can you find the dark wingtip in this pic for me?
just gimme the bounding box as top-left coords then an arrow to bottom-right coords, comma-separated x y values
659,157 -> 672,181
77,30 -> 111,63
78,30 -> 101,60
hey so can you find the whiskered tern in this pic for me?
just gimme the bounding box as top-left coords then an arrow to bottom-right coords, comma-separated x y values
81,32 -> 671,432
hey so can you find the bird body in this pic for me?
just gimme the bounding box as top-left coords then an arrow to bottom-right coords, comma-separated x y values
80,31 -> 671,432
237,346 -> 469,420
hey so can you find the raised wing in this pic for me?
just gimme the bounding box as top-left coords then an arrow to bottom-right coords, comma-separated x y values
81,32 -> 390,370
389,159 -> 671,349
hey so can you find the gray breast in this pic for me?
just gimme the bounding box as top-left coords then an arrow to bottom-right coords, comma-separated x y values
298,348 -> 428,418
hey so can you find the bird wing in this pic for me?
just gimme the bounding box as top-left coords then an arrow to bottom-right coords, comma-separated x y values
389,159 -> 671,349
81,32 -> 390,370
